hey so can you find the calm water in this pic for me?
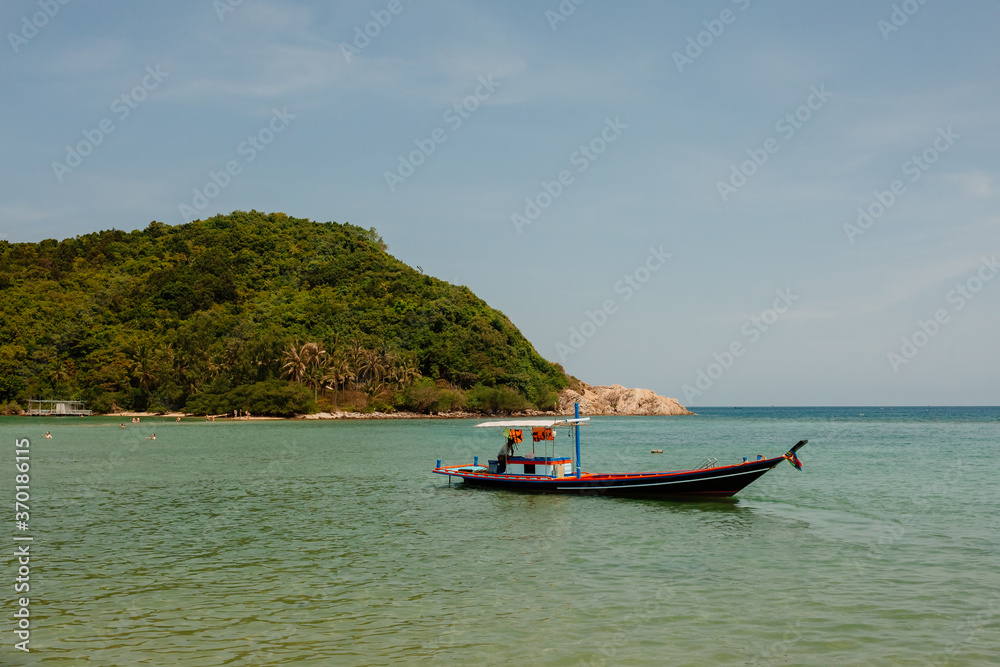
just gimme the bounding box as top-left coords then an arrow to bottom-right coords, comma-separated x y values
2,408 -> 998,666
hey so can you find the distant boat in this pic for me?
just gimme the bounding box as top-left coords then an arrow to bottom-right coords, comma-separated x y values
433,404 -> 807,499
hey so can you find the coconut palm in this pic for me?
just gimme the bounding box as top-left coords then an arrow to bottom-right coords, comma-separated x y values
359,349 -> 386,395
305,351 -> 328,403
348,338 -> 365,391
394,355 -> 420,389
301,341 -> 324,367
129,343 -> 158,397
288,342 -> 327,403
45,360 -> 72,390
281,341 -> 307,385
323,354 -> 354,408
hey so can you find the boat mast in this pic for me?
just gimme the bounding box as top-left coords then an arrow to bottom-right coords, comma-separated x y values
575,402 -> 581,477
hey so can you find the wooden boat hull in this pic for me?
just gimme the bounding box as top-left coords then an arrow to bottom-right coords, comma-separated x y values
434,456 -> 786,499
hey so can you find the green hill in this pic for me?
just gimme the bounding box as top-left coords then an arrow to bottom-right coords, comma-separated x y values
0,211 -> 569,416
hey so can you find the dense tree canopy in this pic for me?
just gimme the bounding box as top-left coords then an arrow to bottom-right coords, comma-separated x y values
0,211 -> 568,415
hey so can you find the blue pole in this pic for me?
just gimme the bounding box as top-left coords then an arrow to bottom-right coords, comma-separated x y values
474,455 -> 478,468
574,402 -> 581,478
436,459 -> 441,468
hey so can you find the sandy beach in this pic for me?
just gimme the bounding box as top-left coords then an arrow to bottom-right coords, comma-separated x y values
53,409 -> 562,421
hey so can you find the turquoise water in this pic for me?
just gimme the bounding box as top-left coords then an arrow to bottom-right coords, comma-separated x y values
2,408 -> 998,665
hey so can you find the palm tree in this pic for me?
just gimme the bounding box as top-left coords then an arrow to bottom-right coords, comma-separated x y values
323,354 -> 354,408
281,341 -> 306,385
395,355 -> 420,389
306,351 -> 328,403
360,349 -> 386,395
45,360 -> 72,391
183,347 -> 216,395
348,338 -> 365,392
129,343 -> 157,398
290,342 -> 327,403
384,351 -> 398,386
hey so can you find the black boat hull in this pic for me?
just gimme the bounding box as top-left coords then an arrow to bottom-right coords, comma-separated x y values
449,457 -> 784,499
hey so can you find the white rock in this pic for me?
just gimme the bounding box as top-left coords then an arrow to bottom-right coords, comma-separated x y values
557,383 -> 693,416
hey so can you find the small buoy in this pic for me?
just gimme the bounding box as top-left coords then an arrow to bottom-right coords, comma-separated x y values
651,449 -> 663,454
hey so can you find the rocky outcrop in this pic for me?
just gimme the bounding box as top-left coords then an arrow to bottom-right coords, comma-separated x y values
557,383 -> 693,416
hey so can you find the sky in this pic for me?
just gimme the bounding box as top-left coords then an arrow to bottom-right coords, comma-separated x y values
2,0 -> 998,406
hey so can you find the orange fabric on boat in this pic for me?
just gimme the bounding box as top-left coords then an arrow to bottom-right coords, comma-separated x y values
509,429 -> 523,444
532,427 -> 554,442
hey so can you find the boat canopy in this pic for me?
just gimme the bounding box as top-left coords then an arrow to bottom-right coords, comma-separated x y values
474,417 -> 590,429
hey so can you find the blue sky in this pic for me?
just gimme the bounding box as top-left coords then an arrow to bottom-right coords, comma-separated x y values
2,0 -> 998,406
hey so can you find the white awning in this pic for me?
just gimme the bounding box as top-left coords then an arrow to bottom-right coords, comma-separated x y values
474,417 -> 590,428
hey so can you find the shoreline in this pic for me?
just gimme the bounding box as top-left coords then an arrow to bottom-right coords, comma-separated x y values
7,408 -> 695,421
6,385 -> 695,420
7,409 -> 556,421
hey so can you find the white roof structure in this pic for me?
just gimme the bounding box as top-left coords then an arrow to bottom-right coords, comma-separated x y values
474,417 -> 590,428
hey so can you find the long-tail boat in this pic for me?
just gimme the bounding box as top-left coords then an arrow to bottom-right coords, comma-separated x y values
433,404 -> 806,499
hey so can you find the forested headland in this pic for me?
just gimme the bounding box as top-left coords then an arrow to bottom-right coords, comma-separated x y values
0,211 -> 572,416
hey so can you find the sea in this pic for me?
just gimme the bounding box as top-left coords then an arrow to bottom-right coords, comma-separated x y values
2,407 -> 998,666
